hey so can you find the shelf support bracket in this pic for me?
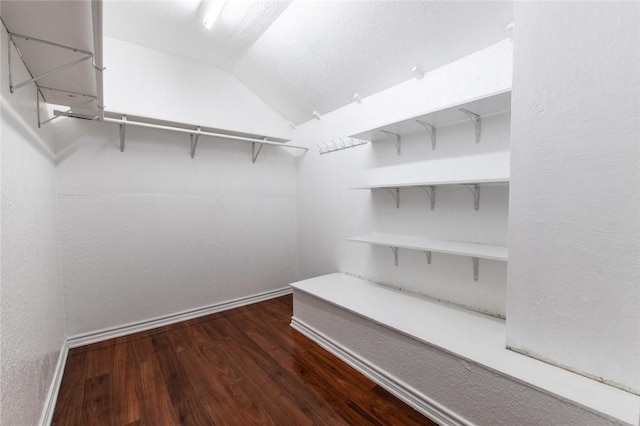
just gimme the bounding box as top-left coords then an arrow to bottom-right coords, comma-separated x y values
39,95 -> 96,128
424,251 -> 432,264
461,184 -> 479,210
472,257 -> 479,281
419,185 -> 436,210
119,115 -> 127,152
379,130 -> 401,155
416,120 -> 436,150
391,247 -> 399,266
7,33 -> 94,93
252,138 -> 266,164
190,127 -> 201,158
459,108 -> 481,143
383,188 -> 400,209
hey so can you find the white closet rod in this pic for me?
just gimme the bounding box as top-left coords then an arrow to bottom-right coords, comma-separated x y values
102,117 -> 308,150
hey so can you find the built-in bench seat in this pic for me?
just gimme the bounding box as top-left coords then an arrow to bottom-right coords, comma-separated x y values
290,273 -> 639,426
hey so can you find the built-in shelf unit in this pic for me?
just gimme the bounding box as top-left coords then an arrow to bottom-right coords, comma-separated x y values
348,233 -> 507,280
349,89 -> 511,155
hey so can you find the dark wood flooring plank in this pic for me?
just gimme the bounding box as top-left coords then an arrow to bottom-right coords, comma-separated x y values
53,295 -> 437,426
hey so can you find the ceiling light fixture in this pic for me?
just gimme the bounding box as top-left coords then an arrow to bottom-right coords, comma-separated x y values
411,65 -> 424,80
203,0 -> 226,30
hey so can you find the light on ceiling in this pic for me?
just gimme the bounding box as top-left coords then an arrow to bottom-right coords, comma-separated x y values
411,65 -> 424,80
203,0 -> 226,30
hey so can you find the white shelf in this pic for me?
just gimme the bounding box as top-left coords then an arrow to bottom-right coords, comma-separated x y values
348,233 -> 506,280
348,233 -> 507,261
349,89 -> 511,154
353,176 -> 509,189
290,273 -> 640,426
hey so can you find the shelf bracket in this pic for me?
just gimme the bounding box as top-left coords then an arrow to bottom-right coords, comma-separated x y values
119,115 -> 127,152
252,138 -> 266,164
459,108 -> 481,143
461,184 -> 480,210
379,130 -> 401,155
7,32 -> 94,93
391,247 -> 399,266
424,251 -> 432,264
38,88 -> 97,127
383,188 -> 400,209
472,257 -> 479,281
416,120 -> 436,150
190,127 -> 201,158
419,185 -> 436,210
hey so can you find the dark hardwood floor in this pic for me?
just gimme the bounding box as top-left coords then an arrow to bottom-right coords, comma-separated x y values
52,295 -> 435,425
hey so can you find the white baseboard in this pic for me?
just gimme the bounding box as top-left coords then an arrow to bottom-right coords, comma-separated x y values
290,316 -> 473,426
68,287 -> 292,348
39,340 -> 69,426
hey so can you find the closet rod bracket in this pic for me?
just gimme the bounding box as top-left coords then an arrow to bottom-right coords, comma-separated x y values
379,130 -> 401,155
252,138 -> 266,163
459,108 -> 481,143
37,87 -> 97,127
416,120 -> 436,150
120,115 -> 127,152
190,127 -> 201,158
424,251 -> 432,264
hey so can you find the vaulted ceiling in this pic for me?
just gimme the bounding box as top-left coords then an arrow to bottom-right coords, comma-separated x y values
104,1 -> 513,125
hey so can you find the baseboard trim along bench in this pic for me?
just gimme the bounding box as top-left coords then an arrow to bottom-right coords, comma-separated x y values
289,273 -> 640,426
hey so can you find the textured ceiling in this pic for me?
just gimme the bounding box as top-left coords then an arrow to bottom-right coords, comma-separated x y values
104,1 -> 513,124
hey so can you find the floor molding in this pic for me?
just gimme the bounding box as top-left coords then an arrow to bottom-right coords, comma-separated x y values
39,340 -> 69,426
290,316 -> 472,426
67,287 -> 292,348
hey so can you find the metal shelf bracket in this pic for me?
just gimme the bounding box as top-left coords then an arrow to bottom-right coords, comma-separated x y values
190,127 -> 201,158
424,251 -> 432,264
7,32 -> 94,93
379,130 -> 401,155
37,87 -> 96,127
472,257 -> 479,281
416,120 -> 436,150
383,188 -> 400,209
459,108 -> 481,143
461,184 -> 480,210
391,247 -> 399,266
252,138 -> 266,163
119,115 -> 127,152
420,185 -> 436,210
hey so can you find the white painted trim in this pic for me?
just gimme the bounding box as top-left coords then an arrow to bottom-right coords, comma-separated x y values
290,316 -> 473,426
68,287 -> 292,348
39,340 -> 69,426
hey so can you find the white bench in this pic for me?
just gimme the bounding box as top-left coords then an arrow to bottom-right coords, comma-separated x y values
290,273 -> 639,426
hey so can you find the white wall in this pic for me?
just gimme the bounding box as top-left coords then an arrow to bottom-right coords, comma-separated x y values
507,2 -> 640,394
294,40 -> 512,317
103,37 -> 292,140
55,117 -> 298,337
0,25 -> 65,425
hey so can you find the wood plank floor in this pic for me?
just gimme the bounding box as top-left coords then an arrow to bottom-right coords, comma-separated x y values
53,295 -> 435,425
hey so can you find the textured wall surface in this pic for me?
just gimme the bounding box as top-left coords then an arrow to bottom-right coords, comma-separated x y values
0,26 -> 65,425
55,118 -> 298,337
507,2 -> 640,393
294,40 -> 513,317
103,37 -> 292,140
